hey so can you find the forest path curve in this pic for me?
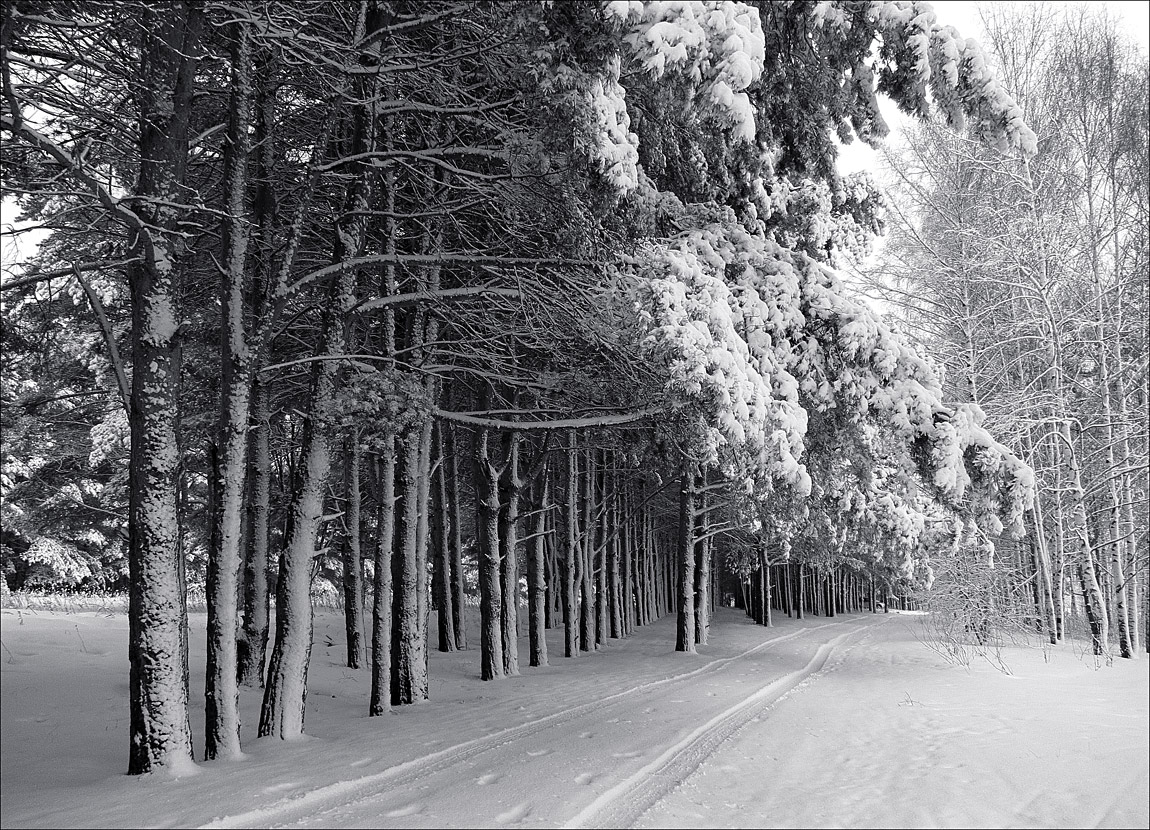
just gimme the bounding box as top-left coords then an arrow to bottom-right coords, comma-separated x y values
564,620 -> 877,829
200,616 -> 877,829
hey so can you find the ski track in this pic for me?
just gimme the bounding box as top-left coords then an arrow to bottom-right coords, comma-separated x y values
198,619 -> 849,829
564,619 -> 881,829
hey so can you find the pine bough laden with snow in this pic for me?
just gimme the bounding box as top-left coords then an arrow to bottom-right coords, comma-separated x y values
0,0 -> 1059,776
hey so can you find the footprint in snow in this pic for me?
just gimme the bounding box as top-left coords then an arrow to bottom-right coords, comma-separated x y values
349,757 -> 374,768
385,803 -> 425,818
494,803 -> 532,824
476,772 -> 502,785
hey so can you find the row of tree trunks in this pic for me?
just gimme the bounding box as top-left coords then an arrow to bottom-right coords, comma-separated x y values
744,564 -> 882,625
257,1 -> 379,738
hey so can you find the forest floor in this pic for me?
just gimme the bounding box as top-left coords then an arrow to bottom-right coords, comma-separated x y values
1,603 -> 1146,829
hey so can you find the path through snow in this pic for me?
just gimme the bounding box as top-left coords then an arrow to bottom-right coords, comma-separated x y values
1,606 -> 1145,828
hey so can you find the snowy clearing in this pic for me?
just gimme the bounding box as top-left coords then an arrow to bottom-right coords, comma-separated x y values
1,606 -> 1146,829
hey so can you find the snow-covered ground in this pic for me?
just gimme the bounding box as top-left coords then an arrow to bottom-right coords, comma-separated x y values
1,604 -> 1146,829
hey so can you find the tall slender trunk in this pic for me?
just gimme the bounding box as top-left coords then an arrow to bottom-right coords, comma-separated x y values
595,451 -> 608,647
622,486 -> 634,635
563,432 -> 580,657
204,20 -> 253,762
341,433 -> 365,668
474,427 -> 504,680
447,426 -> 467,650
434,423 -> 456,653
693,495 -> 710,645
676,463 -> 697,653
498,431 -> 521,676
391,429 -> 424,703
608,479 -> 623,640
369,443 -> 396,716
236,54 -> 277,691
258,409 -> 330,739
414,417 -> 434,693
528,475 -> 549,667
580,443 -> 596,651
260,3 -> 378,735
762,550 -> 773,627
126,2 -> 204,775
237,380 -> 270,687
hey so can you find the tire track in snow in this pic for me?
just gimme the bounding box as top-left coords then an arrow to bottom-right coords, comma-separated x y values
199,620 -> 845,829
564,618 -> 882,830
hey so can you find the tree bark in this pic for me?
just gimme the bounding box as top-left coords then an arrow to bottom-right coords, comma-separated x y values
391,429 -> 425,703
676,463 -> 697,653
126,1 -> 204,775
369,443 -> 396,716
693,502 -> 710,645
580,444 -> 596,652
595,451 -> 608,647
474,426 -> 504,680
434,423 -> 456,653
447,426 -> 467,650
498,431 -> 522,675
563,432 -> 580,657
237,379 -> 270,687
528,475 -> 549,667
341,433 -> 365,668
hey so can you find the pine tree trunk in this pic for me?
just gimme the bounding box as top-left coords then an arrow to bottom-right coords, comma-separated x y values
447,427 -> 467,650
595,453 -> 608,647
237,379 -> 270,687
434,423 -> 456,653
693,505 -> 710,645
498,432 -> 521,676
580,444 -> 596,652
260,2 -> 376,733
341,433 -> 365,668
528,476 -> 549,667
795,564 -> 804,620
413,417 -> 434,695
609,479 -> 623,640
676,464 -> 697,653
204,20 -> 253,762
126,1 -> 204,775
622,488 -> 634,635
369,443 -> 396,716
391,429 -> 424,703
236,55 -> 276,690
474,427 -> 504,680
762,551 -> 773,627
563,433 -> 580,657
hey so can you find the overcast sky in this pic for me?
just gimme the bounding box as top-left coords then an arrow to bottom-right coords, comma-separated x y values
837,0 -> 1150,174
